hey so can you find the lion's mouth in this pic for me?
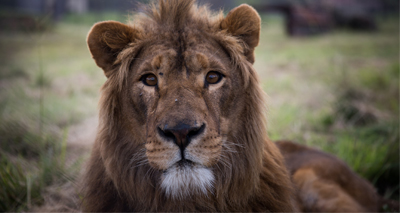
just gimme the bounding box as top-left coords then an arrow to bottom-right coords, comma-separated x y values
162,159 -> 196,174
161,159 -> 215,199
177,159 -> 194,167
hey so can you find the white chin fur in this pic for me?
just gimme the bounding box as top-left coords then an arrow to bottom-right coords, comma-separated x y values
161,164 -> 214,199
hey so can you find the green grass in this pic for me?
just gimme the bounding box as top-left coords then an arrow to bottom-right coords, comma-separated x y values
258,14 -> 399,201
0,11 -> 398,211
0,129 -> 81,211
0,13 -> 113,211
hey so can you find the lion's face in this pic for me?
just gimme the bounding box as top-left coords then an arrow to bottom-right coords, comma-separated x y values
87,2 -> 261,200
126,34 -> 242,197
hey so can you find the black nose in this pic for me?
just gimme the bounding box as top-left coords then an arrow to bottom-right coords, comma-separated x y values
158,123 -> 205,151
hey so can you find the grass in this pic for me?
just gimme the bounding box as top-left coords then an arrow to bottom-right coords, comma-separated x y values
258,14 -> 399,202
0,128 -> 81,211
0,13 -> 107,211
0,11 -> 398,211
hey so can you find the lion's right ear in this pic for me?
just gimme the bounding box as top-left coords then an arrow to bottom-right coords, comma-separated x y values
87,21 -> 137,78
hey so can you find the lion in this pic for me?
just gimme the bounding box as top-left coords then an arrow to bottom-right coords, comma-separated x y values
82,0 -> 380,211
276,141 -> 380,212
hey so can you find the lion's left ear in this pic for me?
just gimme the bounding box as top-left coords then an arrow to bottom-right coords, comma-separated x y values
220,4 -> 261,64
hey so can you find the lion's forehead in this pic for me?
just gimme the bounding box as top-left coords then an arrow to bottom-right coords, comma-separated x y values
136,30 -> 228,73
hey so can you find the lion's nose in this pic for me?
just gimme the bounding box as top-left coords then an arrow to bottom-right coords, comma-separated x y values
158,123 -> 205,151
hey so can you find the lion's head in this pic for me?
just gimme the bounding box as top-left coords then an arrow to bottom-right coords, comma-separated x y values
83,0 -> 293,211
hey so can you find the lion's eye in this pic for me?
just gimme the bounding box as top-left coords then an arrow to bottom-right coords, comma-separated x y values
141,74 -> 158,86
206,71 -> 222,84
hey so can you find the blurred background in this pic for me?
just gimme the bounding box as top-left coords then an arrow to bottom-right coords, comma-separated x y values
0,0 -> 398,211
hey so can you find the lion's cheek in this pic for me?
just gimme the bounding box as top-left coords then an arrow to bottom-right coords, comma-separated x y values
186,144 -> 222,167
145,142 -> 180,170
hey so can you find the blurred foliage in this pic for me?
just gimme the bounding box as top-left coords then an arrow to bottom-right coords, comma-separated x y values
0,157 -> 26,211
0,12 -> 107,211
259,14 -> 399,202
63,12 -> 127,26
0,9 -> 398,211
0,126 -> 80,211
0,10 -> 54,32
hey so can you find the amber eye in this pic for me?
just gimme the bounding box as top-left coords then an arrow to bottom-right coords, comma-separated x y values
141,74 -> 158,86
206,71 -> 222,84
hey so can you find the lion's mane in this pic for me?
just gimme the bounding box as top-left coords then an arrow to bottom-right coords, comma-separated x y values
82,0 -> 294,211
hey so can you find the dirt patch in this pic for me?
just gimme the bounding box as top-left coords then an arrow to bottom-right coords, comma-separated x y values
67,116 -> 98,149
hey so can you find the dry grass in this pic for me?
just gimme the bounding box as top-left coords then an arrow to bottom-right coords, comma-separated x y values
0,12 -> 398,211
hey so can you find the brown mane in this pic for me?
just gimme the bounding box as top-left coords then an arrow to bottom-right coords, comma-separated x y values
81,0 -> 391,212
83,0 -> 295,211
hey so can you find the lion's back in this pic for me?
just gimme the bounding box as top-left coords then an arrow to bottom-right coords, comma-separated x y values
276,140 -> 379,212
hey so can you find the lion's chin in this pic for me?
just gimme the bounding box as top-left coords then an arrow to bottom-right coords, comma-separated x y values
160,161 -> 214,200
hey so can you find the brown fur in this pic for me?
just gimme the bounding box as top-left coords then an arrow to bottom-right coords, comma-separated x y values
83,0 -> 294,212
83,1 -> 382,212
276,140 -> 380,212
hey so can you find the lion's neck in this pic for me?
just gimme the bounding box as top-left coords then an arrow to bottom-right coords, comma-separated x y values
90,110 -> 295,211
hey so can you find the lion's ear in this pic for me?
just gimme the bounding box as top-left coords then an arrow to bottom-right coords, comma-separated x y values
221,4 -> 261,64
87,21 -> 137,78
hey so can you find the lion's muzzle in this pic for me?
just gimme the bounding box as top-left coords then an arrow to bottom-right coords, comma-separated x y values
157,123 -> 205,153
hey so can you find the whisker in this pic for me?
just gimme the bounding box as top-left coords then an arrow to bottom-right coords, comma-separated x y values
217,153 -> 232,172
130,146 -> 148,169
214,161 -> 223,174
144,167 -> 156,188
131,159 -> 149,169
